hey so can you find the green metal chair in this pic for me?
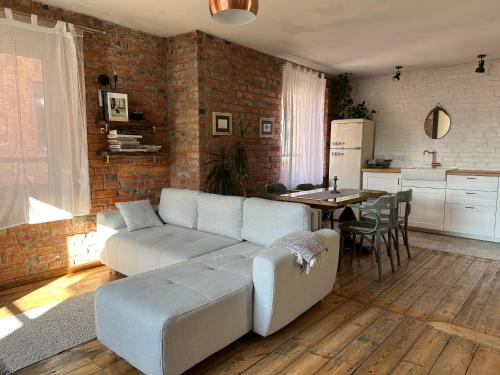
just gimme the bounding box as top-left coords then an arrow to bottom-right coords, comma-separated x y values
339,195 -> 398,281
296,183 -> 316,191
361,189 -> 412,265
265,183 -> 290,198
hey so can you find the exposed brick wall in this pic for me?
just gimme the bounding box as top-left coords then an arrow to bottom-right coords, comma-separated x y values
197,32 -> 283,196
166,32 -> 200,189
0,3 -> 329,283
166,31 -> 283,196
0,1 -> 168,282
352,61 -> 500,169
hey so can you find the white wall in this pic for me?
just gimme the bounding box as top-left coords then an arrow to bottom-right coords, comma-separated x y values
352,61 -> 500,169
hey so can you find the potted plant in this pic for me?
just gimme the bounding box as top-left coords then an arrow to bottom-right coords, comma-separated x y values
205,126 -> 250,196
334,73 -> 375,120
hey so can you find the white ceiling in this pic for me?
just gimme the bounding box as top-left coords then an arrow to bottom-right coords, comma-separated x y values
42,0 -> 500,76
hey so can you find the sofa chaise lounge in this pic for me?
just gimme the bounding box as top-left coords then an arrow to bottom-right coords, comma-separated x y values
95,188 -> 340,375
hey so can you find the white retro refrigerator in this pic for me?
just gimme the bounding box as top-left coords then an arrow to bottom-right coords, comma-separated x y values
329,119 -> 375,189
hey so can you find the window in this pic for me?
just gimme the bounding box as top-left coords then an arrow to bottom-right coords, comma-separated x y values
0,9 -> 90,229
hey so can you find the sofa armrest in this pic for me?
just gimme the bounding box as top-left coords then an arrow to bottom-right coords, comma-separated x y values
96,210 -> 126,259
252,229 -> 340,336
310,208 -> 322,231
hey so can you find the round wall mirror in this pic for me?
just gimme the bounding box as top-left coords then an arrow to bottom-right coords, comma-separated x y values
424,104 -> 451,139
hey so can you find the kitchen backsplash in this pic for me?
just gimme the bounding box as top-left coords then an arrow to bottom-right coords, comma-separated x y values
352,60 -> 500,169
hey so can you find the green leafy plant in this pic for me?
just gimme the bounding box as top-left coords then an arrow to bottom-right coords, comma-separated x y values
333,73 -> 375,120
230,125 -> 250,196
205,126 -> 250,196
205,147 -> 236,196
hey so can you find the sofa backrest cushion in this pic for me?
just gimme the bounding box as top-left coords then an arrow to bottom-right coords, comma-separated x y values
158,188 -> 200,229
242,198 -> 311,246
197,193 -> 245,240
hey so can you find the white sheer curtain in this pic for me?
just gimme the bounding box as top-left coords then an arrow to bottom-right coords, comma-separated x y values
0,8 -> 90,229
280,62 -> 326,189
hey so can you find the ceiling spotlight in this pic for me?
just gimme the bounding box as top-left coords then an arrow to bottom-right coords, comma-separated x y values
209,0 -> 259,25
475,54 -> 486,73
392,66 -> 402,81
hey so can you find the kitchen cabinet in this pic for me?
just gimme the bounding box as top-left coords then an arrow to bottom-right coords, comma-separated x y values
445,204 -> 496,237
362,172 -> 401,193
445,175 -> 498,238
362,170 -> 500,241
403,184 -> 446,230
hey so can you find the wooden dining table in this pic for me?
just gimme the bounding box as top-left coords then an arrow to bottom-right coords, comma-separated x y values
272,187 -> 387,228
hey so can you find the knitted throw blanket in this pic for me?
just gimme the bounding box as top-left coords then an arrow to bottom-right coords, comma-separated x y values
268,231 -> 327,274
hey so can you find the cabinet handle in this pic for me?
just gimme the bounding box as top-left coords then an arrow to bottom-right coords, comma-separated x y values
465,192 -> 476,195
466,177 -> 477,180
465,206 -> 475,209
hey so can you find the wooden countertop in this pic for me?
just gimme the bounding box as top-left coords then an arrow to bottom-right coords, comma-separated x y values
362,168 -> 500,177
361,168 -> 401,173
447,169 -> 500,177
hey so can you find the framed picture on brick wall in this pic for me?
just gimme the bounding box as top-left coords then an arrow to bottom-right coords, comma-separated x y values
102,91 -> 129,122
260,118 -> 274,138
213,112 -> 232,135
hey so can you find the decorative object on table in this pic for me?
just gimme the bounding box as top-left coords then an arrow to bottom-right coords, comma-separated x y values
333,73 -> 375,120
331,175 -> 340,194
259,117 -> 274,138
130,111 -> 145,121
268,231 -> 327,274
424,103 -> 451,139
212,112 -> 232,135
206,126 -> 250,196
367,159 -> 392,168
102,91 -> 129,122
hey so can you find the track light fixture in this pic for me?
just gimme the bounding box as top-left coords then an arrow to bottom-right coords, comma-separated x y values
392,66 -> 402,81
475,54 -> 486,73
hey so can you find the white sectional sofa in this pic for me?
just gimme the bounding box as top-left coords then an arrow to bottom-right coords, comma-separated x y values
95,188 -> 340,375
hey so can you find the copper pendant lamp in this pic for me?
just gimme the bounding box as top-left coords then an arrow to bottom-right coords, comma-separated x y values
209,0 -> 258,25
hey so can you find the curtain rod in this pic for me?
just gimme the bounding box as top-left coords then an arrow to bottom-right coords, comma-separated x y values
285,61 -> 327,77
2,8 -> 106,35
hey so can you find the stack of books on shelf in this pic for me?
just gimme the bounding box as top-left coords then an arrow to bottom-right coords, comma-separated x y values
107,130 -> 161,153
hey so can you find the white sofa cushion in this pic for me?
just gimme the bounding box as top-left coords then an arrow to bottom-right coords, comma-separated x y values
101,224 -> 239,276
192,241 -> 265,279
115,200 -> 163,232
95,261 -> 253,375
241,198 -> 311,246
158,188 -> 200,229
197,193 -> 245,240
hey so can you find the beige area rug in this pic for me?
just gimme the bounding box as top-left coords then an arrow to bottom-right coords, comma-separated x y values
0,293 -> 95,375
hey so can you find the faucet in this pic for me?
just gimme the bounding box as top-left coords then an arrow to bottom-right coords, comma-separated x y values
423,150 -> 441,169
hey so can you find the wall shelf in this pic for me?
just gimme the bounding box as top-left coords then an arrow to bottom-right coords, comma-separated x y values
98,120 -> 156,134
100,150 -> 164,164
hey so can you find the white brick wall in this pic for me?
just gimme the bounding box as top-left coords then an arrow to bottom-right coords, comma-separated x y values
352,61 -> 500,169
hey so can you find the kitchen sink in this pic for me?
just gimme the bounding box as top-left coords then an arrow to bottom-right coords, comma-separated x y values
401,167 -> 456,181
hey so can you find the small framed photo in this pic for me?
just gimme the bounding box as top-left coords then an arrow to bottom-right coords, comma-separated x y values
102,91 -> 129,122
260,118 -> 274,138
212,112 -> 232,135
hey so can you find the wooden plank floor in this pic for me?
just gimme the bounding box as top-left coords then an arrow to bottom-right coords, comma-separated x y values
2,233 -> 500,374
